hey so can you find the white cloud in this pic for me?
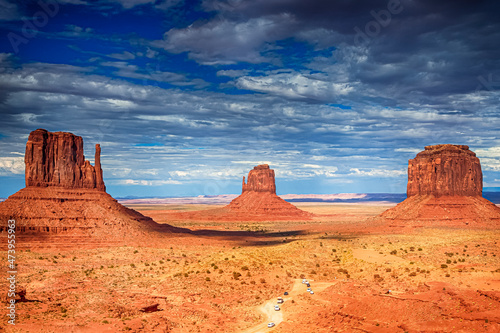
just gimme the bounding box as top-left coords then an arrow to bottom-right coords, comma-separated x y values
216,69 -> 250,77
158,14 -> 297,64
0,157 -> 24,175
236,72 -> 353,101
119,179 -> 182,185
108,51 -> 135,60
349,168 -> 406,177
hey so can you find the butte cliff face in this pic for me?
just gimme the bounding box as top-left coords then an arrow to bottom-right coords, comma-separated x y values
0,129 -> 180,249
227,164 -> 311,218
25,128 -> 106,191
407,144 -> 482,197
242,164 -> 276,194
379,144 -> 500,227
167,164 -> 312,221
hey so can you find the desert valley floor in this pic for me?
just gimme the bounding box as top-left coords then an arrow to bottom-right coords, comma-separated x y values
2,203 -> 500,333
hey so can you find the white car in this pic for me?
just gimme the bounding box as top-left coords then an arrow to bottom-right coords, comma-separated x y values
302,279 -> 306,284
277,297 -> 284,304
307,288 -> 311,292
274,305 -> 280,311
310,290 -> 314,294
268,322 -> 275,328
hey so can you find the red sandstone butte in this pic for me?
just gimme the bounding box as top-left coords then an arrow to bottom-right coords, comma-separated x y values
378,144 -> 500,227
25,128 -> 106,191
168,164 -> 313,221
407,144 -> 482,197
0,129 -> 180,249
242,164 -> 277,193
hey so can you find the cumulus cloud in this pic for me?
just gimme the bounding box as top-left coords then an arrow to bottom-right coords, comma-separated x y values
235,72 -> 354,102
0,157 -> 24,175
349,168 -> 406,177
0,0 -> 499,196
158,14 -> 298,64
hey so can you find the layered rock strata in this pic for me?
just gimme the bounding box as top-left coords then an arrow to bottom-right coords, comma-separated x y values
0,129 -> 180,248
25,129 -> 106,191
407,144 -> 482,197
169,164 -> 312,221
378,144 -> 500,227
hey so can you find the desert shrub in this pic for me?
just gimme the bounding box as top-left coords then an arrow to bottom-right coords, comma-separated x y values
133,250 -> 138,254
130,264 -> 135,268
250,280 -> 256,285
390,250 -> 397,255
386,268 -> 392,272
205,277 -> 211,281
332,249 -> 337,252
446,259 -> 451,264
441,264 -> 448,269
409,272 -> 416,277
310,270 -> 317,275
260,278 -> 266,284
233,272 -> 242,280
241,266 -> 249,271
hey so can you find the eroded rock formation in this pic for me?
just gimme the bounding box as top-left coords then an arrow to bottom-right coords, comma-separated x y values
378,144 -> 500,227
242,164 -> 276,194
0,129 -> 181,249
407,144 -> 482,197
169,164 -> 313,221
25,129 -> 106,191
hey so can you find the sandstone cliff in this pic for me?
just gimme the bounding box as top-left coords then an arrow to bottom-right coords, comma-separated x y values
378,144 -> 500,227
0,129 -> 183,249
169,164 -> 313,221
25,129 -> 106,191
242,164 -> 276,194
407,144 -> 482,197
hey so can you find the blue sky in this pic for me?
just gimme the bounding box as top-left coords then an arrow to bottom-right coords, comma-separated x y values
0,0 -> 500,198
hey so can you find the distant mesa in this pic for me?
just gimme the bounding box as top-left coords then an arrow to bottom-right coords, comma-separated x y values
0,129 -> 180,249
378,144 -> 500,227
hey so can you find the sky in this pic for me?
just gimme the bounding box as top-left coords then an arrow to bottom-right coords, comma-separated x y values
0,0 -> 499,198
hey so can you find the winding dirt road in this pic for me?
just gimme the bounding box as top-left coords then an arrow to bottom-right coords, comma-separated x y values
242,278 -> 338,332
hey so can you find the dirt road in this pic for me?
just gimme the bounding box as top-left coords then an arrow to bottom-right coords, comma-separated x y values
242,278 -> 337,332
